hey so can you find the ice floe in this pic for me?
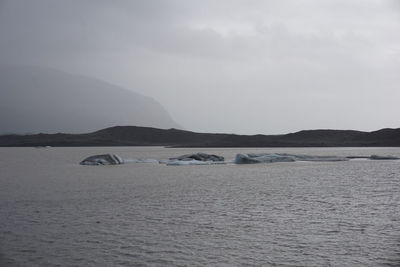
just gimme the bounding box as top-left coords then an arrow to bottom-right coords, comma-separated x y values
235,153 -> 295,164
80,154 -> 123,165
162,153 -> 226,166
80,152 -> 399,166
369,155 -> 399,160
169,153 -> 224,162
234,153 -> 348,164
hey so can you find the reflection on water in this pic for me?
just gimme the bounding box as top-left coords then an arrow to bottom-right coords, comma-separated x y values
1,147 -> 400,266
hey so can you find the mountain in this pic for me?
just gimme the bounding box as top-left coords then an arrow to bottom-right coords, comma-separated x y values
0,65 -> 180,134
1,126 -> 399,147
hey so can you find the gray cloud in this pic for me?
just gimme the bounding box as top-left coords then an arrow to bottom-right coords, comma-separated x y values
0,0 -> 399,134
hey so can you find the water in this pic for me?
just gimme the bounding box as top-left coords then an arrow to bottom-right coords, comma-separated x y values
1,147 -> 400,266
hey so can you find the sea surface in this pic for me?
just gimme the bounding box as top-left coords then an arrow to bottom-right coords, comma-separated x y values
1,147 -> 400,266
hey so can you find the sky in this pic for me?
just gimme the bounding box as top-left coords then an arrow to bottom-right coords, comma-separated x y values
0,0 -> 399,134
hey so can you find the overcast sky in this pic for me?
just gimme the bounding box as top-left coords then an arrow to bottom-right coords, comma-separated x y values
1,0 -> 399,134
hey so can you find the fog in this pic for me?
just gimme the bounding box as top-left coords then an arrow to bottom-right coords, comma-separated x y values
0,65 -> 181,134
0,0 -> 399,134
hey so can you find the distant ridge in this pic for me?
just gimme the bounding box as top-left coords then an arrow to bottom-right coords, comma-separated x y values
1,126 -> 400,147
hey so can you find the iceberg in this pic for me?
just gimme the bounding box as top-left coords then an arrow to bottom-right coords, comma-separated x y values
369,155 -> 399,160
78,152 -> 399,167
235,153 -> 295,164
160,153 -> 226,166
169,153 -> 224,162
80,154 -> 123,165
234,153 -> 349,164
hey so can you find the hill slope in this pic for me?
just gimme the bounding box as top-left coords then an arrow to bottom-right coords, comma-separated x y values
1,126 -> 399,147
0,65 -> 180,134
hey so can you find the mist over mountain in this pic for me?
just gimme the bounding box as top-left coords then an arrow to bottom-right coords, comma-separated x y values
0,65 -> 181,134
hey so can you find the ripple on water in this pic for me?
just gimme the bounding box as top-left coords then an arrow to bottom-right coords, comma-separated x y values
1,147 -> 400,266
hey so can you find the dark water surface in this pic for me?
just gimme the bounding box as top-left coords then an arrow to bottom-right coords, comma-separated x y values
1,147 -> 400,266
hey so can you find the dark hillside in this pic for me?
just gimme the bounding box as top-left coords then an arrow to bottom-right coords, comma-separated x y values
1,126 -> 399,147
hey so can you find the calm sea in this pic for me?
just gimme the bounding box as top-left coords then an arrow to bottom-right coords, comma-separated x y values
1,147 -> 400,266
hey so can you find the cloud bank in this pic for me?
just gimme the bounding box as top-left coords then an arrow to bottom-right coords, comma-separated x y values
1,0 -> 399,134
